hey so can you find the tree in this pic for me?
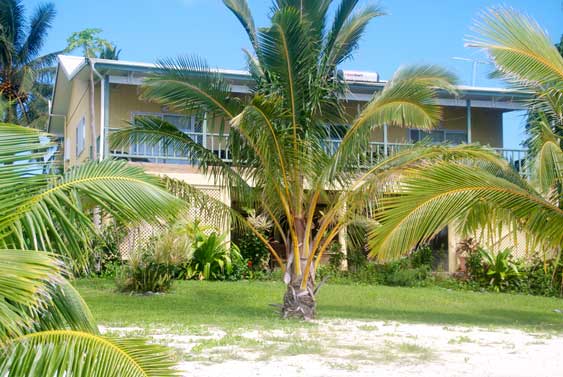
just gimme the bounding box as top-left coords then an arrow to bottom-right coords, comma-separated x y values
369,7 -> 563,263
99,44 -> 121,60
65,28 -> 113,58
112,0 -> 503,319
0,0 -> 59,128
0,123 -> 182,375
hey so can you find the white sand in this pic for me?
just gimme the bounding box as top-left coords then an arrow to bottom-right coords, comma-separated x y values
102,320 -> 563,377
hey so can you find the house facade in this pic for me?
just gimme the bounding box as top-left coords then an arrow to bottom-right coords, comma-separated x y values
48,55 -> 530,271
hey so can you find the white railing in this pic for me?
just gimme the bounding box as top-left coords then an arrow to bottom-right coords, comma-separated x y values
110,129 -> 231,164
109,129 -> 529,175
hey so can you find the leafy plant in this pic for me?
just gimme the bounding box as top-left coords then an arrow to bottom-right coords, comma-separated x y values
480,248 -> 521,291
186,232 -> 239,280
90,221 -> 127,277
236,232 -> 270,271
410,245 -> 433,268
466,247 -> 485,280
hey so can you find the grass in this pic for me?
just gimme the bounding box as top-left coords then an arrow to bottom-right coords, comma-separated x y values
74,278 -> 563,332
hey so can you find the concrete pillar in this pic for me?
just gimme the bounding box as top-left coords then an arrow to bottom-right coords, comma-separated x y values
466,99 -> 472,144
448,224 -> 461,273
338,225 -> 348,271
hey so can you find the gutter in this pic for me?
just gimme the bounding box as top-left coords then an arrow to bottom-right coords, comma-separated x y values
90,60 -> 106,162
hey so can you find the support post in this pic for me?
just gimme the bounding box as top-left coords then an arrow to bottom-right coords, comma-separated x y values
466,99 -> 472,144
103,76 -> 110,159
202,111 -> 208,148
383,124 -> 388,156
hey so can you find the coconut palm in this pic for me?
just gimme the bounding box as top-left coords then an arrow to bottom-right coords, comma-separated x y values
112,0 -> 508,319
369,7 -> 563,261
0,0 -> 59,127
0,123 -> 181,375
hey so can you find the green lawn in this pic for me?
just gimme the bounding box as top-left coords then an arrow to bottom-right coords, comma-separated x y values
74,279 -> 563,332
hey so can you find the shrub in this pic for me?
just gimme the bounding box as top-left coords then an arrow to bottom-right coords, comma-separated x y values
115,224 -> 193,293
90,222 -> 127,277
384,266 -> 431,287
466,247 -> 485,280
185,232 -> 241,280
480,248 -> 521,291
410,245 -> 433,268
236,232 -> 270,271
115,246 -> 175,293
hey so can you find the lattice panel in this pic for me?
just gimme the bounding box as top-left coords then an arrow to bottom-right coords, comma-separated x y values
473,228 -> 534,260
184,187 -> 227,234
118,187 -> 229,259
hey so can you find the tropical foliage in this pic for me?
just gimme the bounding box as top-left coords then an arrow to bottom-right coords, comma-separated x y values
370,7 -> 563,263
0,0 -> 58,127
111,0 -> 508,319
0,124 -> 181,375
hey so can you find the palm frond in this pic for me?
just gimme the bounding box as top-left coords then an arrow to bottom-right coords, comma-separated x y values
142,56 -> 242,119
1,125 -> 183,271
324,4 -> 384,68
330,65 -> 456,175
369,162 -> 563,261
528,118 -> 563,198
223,0 -> 258,51
0,330 -> 178,377
17,2 -> 55,64
111,116 -> 254,204
0,249 -> 62,343
468,7 -> 563,87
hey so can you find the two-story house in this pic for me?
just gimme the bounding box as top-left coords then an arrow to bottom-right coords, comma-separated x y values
48,55 -> 529,271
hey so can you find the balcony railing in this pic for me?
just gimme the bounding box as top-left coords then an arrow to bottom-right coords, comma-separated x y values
109,129 -> 530,176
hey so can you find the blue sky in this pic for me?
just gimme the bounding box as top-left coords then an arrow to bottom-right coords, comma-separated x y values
30,0 -> 562,148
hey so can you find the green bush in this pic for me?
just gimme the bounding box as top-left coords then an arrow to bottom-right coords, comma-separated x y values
384,266 -> 431,287
235,232 -> 270,271
90,222 -> 127,277
185,232 -> 241,280
410,245 -> 433,268
115,246 -> 175,293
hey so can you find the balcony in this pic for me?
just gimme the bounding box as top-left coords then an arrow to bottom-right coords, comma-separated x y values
108,129 -> 530,176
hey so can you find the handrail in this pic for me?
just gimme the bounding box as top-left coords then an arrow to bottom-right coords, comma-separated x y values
106,128 -> 529,176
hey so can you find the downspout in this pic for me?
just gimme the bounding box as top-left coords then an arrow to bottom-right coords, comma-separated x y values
90,59 -> 106,161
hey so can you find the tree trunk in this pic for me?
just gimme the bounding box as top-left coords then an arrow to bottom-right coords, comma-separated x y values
281,275 -> 316,320
281,219 -> 316,320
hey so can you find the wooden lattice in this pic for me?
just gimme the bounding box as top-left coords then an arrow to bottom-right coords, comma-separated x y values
118,187 -> 229,259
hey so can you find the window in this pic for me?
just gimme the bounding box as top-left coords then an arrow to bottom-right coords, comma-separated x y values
76,116 -> 86,157
130,112 -> 206,163
409,129 -> 467,145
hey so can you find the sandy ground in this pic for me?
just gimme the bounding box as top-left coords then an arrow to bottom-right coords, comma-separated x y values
101,320 -> 563,377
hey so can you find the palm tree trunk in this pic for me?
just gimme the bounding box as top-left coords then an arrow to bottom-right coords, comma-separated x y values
281,221 -> 316,320
282,272 -> 316,320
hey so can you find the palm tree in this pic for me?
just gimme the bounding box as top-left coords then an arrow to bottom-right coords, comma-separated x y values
369,7 -> 563,263
112,0 -> 505,319
99,44 -> 121,60
0,123 -> 181,375
0,0 -> 59,128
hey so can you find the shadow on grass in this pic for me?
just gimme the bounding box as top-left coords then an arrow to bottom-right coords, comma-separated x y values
76,279 -> 563,331
318,305 -> 563,331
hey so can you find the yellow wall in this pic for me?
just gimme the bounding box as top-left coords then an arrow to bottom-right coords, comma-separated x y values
64,79 -> 100,167
104,84 -> 505,149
